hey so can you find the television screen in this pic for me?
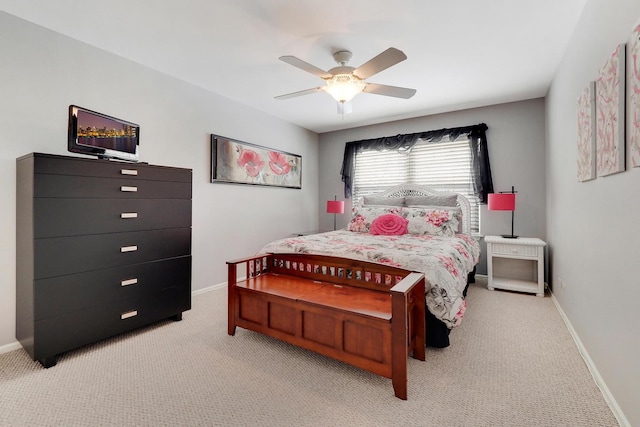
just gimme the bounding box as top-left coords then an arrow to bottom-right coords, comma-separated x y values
68,105 -> 140,162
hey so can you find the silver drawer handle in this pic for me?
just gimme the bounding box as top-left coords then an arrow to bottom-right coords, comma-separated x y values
121,278 -> 138,287
121,310 -> 138,320
121,169 -> 138,176
120,186 -> 138,192
120,212 -> 138,219
120,245 -> 138,253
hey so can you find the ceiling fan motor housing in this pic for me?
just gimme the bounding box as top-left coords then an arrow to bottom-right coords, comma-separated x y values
327,66 -> 357,76
333,50 -> 353,65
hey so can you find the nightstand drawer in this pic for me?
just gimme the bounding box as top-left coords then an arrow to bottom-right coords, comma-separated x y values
491,243 -> 539,258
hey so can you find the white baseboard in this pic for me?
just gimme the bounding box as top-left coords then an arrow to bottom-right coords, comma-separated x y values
0,341 -> 22,355
192,281 -> 227,296
550,291 -> 630,427
1,283 -> 230,356
474,273 -> 488,285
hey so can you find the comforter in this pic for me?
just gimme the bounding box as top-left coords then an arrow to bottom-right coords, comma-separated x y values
259,230 -> 481,328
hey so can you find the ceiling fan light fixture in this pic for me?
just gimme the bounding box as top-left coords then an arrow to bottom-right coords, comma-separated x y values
324,74 -> 365,103
276,48 -> 415,110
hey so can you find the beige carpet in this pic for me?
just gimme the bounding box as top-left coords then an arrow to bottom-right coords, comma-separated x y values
0,282 -> 618,426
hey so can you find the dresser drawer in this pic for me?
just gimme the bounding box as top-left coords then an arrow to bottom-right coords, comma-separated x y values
491,243 -> 540,258
34,174 -> 191,199
33,285 -> 190,361
35,256 -> 191,319
34,198 -> 192,238
34,228 -> 192,279
32,154 -> 192,183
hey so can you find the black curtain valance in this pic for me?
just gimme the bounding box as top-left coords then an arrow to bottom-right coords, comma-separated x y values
340,123 -> 494,203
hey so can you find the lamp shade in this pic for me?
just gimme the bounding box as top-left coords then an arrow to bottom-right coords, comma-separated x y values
488,193 -> 516,211
326,200 -> 345,214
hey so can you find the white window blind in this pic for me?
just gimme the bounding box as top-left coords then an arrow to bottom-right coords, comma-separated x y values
353,136 -> 480,233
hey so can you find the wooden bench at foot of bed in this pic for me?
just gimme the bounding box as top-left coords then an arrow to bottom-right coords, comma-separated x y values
226,253 -> 426,400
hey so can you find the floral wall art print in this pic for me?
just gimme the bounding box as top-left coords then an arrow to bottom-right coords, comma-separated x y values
595,43 -> 626,177
577,81 -> 597,181
628,24 -> 640,167
210,135 -> 302,189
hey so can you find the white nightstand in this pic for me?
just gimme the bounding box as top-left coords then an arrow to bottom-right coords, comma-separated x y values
485,235 -> 546,297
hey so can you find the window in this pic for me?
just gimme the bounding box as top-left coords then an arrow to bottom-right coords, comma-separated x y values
353,135 -> 480,233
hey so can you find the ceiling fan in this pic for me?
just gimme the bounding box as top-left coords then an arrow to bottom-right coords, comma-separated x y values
275,47 -> 417,113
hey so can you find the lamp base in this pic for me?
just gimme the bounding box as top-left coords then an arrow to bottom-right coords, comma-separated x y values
500,234 -> 519,239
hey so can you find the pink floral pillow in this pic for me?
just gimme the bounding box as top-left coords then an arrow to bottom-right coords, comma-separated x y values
369,214 -> 408,236
403,207 -> 461,236
348,206 -> 402,233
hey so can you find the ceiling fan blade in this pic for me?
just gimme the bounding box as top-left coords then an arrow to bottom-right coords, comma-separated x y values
363,83 -> 416,99
279,56 -> 333,79
275,87 -> 324,100
353,48 -> 407,80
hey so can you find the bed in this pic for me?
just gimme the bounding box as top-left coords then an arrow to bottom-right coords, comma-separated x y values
258,184 -> 481,348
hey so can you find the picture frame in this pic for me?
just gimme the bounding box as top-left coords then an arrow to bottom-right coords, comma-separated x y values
595,43 -> 626,177
628,24 -> 640,167
210,134 -> 302,189
576,81 -> 597,182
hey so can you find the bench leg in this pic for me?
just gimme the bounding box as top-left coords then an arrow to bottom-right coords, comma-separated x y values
392,360 -> 408,400
228,286 -> 237,336
391,292 -> 409,400
228,305 -> 236,336
228,264 -> 238,336
413,291 -> 426,362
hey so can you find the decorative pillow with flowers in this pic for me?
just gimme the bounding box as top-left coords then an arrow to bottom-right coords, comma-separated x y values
369,213 -> 409,236
403,207 -> 461,236
348,206 -> 403,233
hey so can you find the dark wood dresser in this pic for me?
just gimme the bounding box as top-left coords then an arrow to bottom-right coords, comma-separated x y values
16,153 -> 192,367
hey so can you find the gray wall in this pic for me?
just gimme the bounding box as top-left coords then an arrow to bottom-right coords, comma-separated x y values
546,0 -> 640,425
0,12 -> 319,350
318,98 -> 547,275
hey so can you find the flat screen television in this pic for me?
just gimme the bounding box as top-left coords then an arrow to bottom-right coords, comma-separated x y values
68,105 -> 140,162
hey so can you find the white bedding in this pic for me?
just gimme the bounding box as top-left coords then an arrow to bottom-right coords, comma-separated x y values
259,230 -> 481,328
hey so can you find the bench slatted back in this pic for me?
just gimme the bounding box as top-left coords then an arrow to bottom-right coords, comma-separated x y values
245,253 -> 413,292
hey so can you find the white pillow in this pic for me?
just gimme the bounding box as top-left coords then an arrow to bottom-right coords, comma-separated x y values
404,194 -> 458,207
361,195 -> 405,206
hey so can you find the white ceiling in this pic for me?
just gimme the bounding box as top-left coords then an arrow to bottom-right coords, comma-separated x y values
0,0 -> 587,134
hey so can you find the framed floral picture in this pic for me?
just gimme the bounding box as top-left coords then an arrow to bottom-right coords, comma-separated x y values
596,43 -> 626,177
210,135 -> 302,189
628,24 -> 640,167
577,81 -> 596,182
